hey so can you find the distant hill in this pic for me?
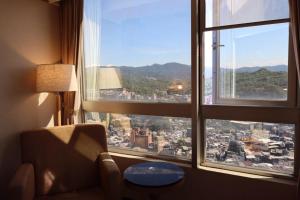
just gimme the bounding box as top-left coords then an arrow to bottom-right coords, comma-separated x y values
203,65 -> 287,78
219,65 -> 287,75
118,62 -> 191,81
232,68 -> 288,99
85,63 -> 288,98
235,65 -> 287,73
117,63 -> 191,95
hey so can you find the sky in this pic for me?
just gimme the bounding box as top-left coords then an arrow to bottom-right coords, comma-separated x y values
83,0 -> 289,68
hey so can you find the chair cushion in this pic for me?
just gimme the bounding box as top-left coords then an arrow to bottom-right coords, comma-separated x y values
21,124 -> 108,196
35,187 -> 105,200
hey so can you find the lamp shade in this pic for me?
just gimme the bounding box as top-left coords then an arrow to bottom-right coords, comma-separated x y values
36,64 -> 78,92
97,67 -> 122,90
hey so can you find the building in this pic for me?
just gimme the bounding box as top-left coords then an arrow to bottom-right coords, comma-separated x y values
130,128 -> 153,149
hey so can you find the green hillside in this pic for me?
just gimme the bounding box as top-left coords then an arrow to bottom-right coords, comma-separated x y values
234,68 -> 288,99
85,63 -> 288,100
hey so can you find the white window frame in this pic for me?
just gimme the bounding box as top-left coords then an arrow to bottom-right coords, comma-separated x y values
205,0 -> 296,107
199,0 -> 300,178
81,0 -> 196,164
212,25 -> 297,107
81,0 -> 299,179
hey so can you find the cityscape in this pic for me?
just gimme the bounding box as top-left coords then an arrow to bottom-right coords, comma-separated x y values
97,88 -> 191,103
85,63 -> 294,174
85,113 -> 192,160
205,119 -> 295,175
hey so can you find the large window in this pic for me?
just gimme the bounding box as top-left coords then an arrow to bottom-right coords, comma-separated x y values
201,0 -> 297,177
82,0 -> 299,177
83,0 -> 191,103
82,0 -> 192,161
204,24 -> 290,103
203,0 -> 294,106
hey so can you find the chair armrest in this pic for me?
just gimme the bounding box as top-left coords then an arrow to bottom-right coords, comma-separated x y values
8,163 -> 35,200
98,152 -> 122,200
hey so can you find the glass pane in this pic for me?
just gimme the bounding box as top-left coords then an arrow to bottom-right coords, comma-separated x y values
83,0 -> 191,103
206,0 -> 289,28
204,23 -> 289,104
205,119 -> 295,175
85,112 -> 192,160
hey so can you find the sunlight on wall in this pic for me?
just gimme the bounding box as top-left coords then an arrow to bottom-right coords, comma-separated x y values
37,93 -> 55,127
38,93 -> 49,106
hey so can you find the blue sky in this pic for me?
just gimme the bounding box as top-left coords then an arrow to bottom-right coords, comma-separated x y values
84,0 -> 289,68
100,0 -> 191,67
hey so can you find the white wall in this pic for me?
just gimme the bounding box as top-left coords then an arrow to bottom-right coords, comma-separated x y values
0,0 -> 61,197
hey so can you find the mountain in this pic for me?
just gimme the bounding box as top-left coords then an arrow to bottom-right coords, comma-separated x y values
235,65 -> 288,73
204,65 -> 288,78
118,62 -> 191,81
86,62 -> 288,98
233,68 -> 288,99
117,63 -> 191,95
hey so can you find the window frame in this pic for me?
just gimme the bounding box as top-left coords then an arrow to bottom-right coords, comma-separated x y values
81,0 -> 196,163
212,24 -> 296,106
82,102 -> 193,163
204,3 -> 296,106
80,0 -> 300,179
199,0 -> 300,178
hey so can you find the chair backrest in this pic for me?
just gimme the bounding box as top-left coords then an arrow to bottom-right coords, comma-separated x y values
21,124 -> 108,196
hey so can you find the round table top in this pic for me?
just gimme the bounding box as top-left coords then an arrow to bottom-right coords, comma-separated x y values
123,161 -> 184,187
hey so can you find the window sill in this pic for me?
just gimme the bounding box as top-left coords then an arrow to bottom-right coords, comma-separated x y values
198,165 -> 296,186
109,152 -> 191,168
109,152 -> 297,186
108,147 -> 191,165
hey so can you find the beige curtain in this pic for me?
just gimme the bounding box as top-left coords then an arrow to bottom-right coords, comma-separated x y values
61,0 -> 84,125
289,1 -> 300,199
290,0 -> 300,87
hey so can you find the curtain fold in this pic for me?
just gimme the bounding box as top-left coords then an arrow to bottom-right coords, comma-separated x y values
61,0 -> 84,125
289,1 -> 300,199
290,0 -> 300,87
82,0 -> 102,101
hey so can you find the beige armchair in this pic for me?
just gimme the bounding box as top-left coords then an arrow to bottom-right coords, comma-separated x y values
8,124 -> 122,200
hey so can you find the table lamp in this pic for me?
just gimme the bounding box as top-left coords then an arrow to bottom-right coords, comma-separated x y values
36,64 -> 78,126
98,67 -> 122,127
97,67 -> 122,90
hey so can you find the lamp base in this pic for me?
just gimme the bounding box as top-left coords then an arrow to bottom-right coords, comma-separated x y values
55,92 -> 64,126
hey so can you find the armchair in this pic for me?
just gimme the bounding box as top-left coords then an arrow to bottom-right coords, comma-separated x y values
8,124 -> 121,200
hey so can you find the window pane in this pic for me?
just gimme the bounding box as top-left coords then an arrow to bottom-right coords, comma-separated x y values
205,119 -> 295,175
206,0 -> 289,28
204,23 -> 289,104
85,112 -> 192,160
83,0 -> 191,103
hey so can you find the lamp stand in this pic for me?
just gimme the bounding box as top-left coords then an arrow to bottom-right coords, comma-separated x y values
55,92 -> 64,126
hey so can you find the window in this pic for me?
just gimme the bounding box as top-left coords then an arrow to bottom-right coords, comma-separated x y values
204,24 -> 290,103
201,0 -> 297,177
82,0 -> 299,177
205,0 -> 289,28
86,112 -> 192,160
205,119 -> 295,175
83,0 -> 191,103
203,0 -> 294,106
82,0 -> 192,161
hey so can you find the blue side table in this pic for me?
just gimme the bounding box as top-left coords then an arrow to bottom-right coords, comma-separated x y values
124,162 -> 185,200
